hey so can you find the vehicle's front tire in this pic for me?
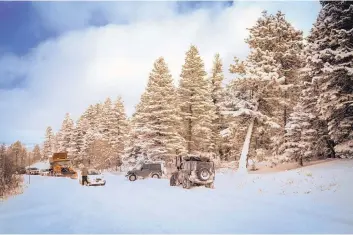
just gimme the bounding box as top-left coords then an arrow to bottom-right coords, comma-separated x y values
129,174 -> 137,181
182,178 -> 191,189
151,174 -> 160,179
205,182 -> 214,189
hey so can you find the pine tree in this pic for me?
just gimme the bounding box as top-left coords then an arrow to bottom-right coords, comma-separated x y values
9,141 -> 23,167
70,118 -> 90,164
179,45 -> 216,154
225,11 -> 303,170
100,98 -> 114,142
109,97 -> 129,162
309,1 -> 353,158
128,57 -> 185,164
221,78 -> 256,163
43,126 -> 55,160
94,103 -> 103,133
246,11 -> 304,127
52,133 -> 59,153
123,116 -> 144,168
209,53 -> 225,162
279,45 -> 334,164
32,145 -> 42,163
82,105 -> 97,128
20,147 -> 27,167
57,113 -> 74,155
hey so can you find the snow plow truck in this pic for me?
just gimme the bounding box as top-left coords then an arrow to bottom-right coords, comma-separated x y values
49,152 -> 78,179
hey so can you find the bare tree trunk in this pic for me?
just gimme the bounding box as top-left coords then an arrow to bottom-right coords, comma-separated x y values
15,152 -> 18,168
238,117 -> 255,173
187,106 -> 192,153
325,137 -> 336,158
284,106 -> 287,129
238,100 -> 258,173
299,157 -> 303,167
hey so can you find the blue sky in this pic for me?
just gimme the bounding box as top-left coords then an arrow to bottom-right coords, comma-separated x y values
0,1 -> 232,56
0,1 -> 321,147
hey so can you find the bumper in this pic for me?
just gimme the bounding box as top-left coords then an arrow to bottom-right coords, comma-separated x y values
89,180 -> 106,186
192,179 -> 214,185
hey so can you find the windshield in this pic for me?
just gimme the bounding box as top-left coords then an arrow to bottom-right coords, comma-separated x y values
55,161 -> 71,167
89,170 -> 100,175
133,162 -> 143,170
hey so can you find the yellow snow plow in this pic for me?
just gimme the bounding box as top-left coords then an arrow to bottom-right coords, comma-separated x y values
49,152 -> 78,179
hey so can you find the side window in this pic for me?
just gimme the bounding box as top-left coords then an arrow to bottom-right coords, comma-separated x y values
184,162 -> 190,170
152,164 -> 159,170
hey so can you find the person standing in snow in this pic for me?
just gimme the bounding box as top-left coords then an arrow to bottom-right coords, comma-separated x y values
81,165 -> 89,186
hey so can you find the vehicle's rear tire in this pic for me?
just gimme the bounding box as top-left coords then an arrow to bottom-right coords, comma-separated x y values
205,182 -> 214,189
182,178 -> 191,189
129,174 -> 137,181
152,174 -> 160,179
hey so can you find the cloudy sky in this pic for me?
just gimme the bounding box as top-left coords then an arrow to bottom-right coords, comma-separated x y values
0,1 -> 321,146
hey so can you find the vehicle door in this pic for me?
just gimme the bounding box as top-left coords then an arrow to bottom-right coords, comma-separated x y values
139,164 -> 151,178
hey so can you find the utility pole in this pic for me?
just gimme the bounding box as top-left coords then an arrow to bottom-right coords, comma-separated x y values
28,153 -> 31,184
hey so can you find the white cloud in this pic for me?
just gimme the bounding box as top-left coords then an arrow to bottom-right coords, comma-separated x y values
0,1 -> 320,144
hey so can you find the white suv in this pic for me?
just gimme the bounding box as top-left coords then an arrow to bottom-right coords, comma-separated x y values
79,169 -> 106,186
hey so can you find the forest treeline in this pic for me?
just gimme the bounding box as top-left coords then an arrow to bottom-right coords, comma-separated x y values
41,3 -> 353,170
3,2 -> 350,183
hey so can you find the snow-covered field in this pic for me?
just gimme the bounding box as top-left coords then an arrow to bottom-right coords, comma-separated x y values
1,159 -> 353,233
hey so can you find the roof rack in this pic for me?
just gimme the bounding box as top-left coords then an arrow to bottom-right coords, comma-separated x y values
183,156 -> 210,162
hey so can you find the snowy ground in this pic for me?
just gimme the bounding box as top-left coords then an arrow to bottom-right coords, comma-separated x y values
1,159 -> 353,234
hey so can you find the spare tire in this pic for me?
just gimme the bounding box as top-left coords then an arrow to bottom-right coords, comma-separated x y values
198,168 -> 211,181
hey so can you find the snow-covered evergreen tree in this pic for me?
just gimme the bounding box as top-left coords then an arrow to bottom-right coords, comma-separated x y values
179,45 -> 216,154
99,98 -> 114,142
32,145 -> 42,162
221,78 -> 256,163
57,113 -> 74,155
110,97 -> 129,160
123,112 -> 145,169
82,105 -> 97,128
43,126 -> 55,160
308,1 -> 353,158
209,53 -> 225,162
246,11 -> 304,127
52,133 -> 59,153
279,45 -> 334,164
127,57 -> 185,165
224,11 -> 303,170
70,117 -> 90,164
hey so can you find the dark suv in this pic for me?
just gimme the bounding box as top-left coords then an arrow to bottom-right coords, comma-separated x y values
170,155 -> 215,189
126,163 -> 163,181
